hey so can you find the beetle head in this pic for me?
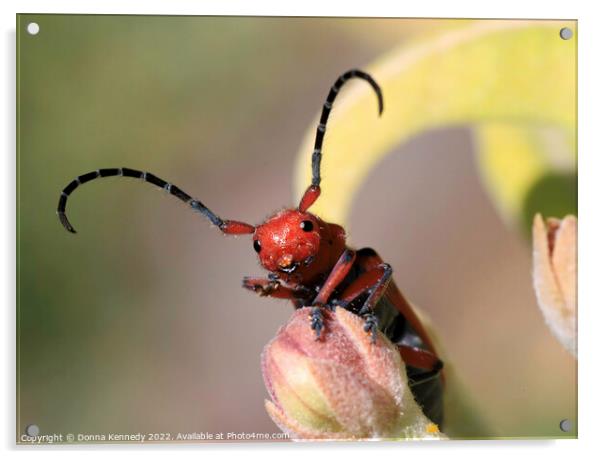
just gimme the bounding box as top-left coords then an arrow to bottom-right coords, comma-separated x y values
253,208 -> 345,284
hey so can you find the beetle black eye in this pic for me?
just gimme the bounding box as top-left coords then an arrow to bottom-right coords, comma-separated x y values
253,240 -> 261,253
300,220 -> 314,232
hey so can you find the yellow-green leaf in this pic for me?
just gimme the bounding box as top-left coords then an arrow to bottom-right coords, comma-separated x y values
294,20 -> 576,227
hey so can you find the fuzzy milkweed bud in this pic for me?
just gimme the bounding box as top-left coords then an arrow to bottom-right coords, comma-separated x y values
261,307 -> 444,440
532,214 -> 577,357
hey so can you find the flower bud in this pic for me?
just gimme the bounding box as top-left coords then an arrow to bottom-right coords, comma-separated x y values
262,306 -> 443,440
532,214 -> 577,356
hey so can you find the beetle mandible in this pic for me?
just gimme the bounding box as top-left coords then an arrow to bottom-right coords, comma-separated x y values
56,69 -> 444,425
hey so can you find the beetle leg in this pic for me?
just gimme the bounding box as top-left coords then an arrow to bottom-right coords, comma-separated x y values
397,345 -> 444,381
312,249 -> 356,305
242,277 -> 312,300
306,249 -> 356,339
363,312 -> 379,343
337,262 -> 392,341
359,264 -> 392,315
339,263 -> 392,310
309,305 -> 325,339
350,248 -> 440,358
328,298 -> 349,311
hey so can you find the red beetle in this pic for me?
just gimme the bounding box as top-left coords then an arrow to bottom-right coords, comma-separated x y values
57,69 -> 444,425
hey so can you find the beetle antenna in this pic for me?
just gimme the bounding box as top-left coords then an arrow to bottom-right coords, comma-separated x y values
299,69 -> 383,212
56,168 -> 255,235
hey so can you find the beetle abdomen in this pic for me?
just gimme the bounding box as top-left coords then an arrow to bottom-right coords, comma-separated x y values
374,295 -> 444,427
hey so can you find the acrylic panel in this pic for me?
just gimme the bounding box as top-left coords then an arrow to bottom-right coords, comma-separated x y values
16,15 -> 577,443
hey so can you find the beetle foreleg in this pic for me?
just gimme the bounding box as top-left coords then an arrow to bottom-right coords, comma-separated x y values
363,312 -> 379,343
305,249 -> 357,338
242,277 -> 312,300
309,306 -> 325,340
312,249 -> 356,305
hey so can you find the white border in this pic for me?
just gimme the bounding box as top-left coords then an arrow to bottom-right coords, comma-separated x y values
3,1 -> 601,458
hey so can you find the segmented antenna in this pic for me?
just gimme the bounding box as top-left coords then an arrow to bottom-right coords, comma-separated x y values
56,168 -> 255,234
299,70 -> 383,213
311,69 -> 384,187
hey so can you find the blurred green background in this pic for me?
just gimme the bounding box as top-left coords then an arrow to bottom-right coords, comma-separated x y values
17,15 -> 576,441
